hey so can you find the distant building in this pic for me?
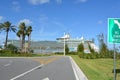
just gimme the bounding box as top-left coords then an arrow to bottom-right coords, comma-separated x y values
57,33 -> 99,53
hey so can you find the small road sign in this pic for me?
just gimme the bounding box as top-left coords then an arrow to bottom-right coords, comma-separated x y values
108,18 -> 120,43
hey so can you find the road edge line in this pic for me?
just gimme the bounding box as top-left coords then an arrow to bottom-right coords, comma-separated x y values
69,56 -> 88,80
10,64 -> 44,80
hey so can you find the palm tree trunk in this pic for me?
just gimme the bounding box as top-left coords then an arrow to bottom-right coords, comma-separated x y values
4,31 -> 8,49
20,35 -> 22,52
21,34 -> 24,52
28,34 -> 31,52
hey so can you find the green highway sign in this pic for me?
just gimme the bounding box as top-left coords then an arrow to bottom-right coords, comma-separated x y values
108,18 -> 120,43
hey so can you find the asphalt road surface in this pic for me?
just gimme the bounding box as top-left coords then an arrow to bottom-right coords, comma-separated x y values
0,56 -> 76,80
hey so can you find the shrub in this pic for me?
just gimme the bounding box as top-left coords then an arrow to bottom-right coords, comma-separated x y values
78,52 -> 84,58
6,44 -> 18,53
65,44 -> 69,55
54,52 -> 63,54
69,52 -> 77,55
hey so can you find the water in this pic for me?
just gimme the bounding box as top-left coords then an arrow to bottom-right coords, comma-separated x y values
34,49 -> 64,54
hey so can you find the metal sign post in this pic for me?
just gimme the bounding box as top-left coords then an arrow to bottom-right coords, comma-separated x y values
113,43 -> 116,80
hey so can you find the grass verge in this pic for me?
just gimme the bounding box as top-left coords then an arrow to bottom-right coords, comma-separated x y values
71,55 -> 120,80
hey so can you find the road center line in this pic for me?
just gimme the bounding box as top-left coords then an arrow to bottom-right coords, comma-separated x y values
10,64 -> 44,80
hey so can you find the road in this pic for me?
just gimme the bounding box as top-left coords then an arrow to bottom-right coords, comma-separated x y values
0,56 -> 76,80
0,58 -> 40,80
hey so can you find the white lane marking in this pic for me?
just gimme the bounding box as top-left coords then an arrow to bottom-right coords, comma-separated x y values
4,60 -> 13,67
42,77 -> 50,80
4,63 -> 11,67
10,64 -> 44,80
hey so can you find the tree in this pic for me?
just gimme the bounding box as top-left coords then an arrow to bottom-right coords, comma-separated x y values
26,26 -> 32,52
65,44 -> 69,54
100,42 -> 108,55
97,33 -> 105,51
97,33 -> 109,56
17,22 -> 26,52
1,21 -> 16,48
88,43 -> 94,53
77,43 -> 84,52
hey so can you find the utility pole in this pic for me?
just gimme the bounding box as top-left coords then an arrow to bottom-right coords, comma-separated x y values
64,32 -> 65,56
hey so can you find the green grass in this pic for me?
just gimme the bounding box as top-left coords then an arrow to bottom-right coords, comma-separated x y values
71,55 -> 120,80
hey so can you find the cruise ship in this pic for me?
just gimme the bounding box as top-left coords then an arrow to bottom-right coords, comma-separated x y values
57,33 -> 99,53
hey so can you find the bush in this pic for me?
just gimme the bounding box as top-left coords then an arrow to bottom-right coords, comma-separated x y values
54,52 -> 63,55
6,44 -> 18,53
78,52 -> 83,58
0,49 -> 33,57
68,52 -> 77,55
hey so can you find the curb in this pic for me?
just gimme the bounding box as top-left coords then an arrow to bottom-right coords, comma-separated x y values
69,56 -> 88,80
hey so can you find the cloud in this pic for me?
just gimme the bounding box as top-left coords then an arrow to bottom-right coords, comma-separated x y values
75,0 -> 87,3
98,20 -> 103,24
12,1 -> 20,11
36,15 -> 65,38
55,0 -> 62,4
0,16 -> 4,21
28,0 -> 50,5
18,19 -> 32,25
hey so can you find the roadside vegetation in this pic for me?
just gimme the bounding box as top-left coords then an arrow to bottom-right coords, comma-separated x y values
72,55 -> 120,80
70,34 -> 120,80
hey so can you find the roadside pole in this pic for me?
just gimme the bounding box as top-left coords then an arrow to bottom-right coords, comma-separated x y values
113,43 -> 116,80
64,33 -> 65,56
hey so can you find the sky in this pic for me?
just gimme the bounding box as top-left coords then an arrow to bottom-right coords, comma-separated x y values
0,0 -> 120,47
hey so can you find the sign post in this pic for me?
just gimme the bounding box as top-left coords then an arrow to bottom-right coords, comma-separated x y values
108,18 -> 120,80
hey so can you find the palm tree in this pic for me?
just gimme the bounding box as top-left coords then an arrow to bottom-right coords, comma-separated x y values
17,22 -> 26,52
1,21 -> 16,48
16,30 -> 22,51
26,26 -> 32,52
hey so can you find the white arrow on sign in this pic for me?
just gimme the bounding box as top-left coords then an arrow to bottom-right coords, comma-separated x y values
114,20 -> 120,29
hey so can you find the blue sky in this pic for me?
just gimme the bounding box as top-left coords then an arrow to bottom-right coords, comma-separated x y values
0,0 -> 120,46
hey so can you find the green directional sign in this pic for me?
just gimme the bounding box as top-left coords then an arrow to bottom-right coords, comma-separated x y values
108,18 -> 120,43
